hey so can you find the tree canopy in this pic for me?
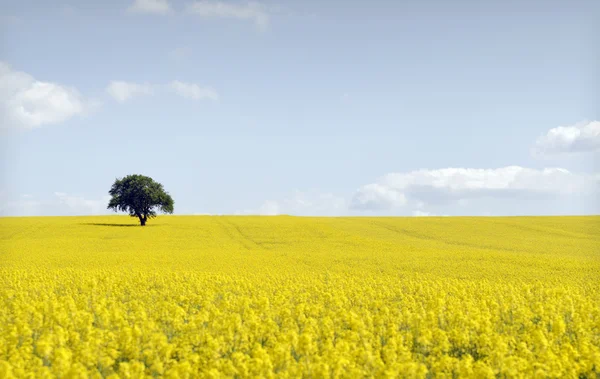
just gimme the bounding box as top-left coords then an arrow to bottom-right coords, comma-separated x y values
107,174 -> 174,226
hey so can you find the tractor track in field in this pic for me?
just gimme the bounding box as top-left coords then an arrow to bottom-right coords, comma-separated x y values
216,218 -> 260,251
364,220 -> 520,254
489,220 -> 600,242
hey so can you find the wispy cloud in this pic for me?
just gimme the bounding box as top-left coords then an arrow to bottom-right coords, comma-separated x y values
106,80 -> 218,103
54,192 -> 111,215
237,191 -> 347,216
128,0 -> 172,14
352,183 -> 407,210
411,210 -> 448,217
187,1 -> 270,30
106,81 -> 154,103
0,192 -> 111,216
168,80 -> 219,101
0,194 -> 42,216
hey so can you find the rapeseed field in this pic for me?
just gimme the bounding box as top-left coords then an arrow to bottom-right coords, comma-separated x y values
0,215 -> 599,378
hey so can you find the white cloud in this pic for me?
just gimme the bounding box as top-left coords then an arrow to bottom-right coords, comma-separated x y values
236,201 -> 280,216
106,81 -> 154,103
168,80 -> 219,101
54,192 -> 111,215
187,1 -> 269,30
255,200 -> 281,216
351,166 -> 599,211
0,62 -> 92,129
238,191 -> 347,216
352,183 -> 406,210
0,194 -> 42,216
237,166 -> 598,217
411,210 -> 449,217
412,210 -> 431,217
532,121 -> 600,156
0,193 -> 111,216
128,0 -> 172,14
106,80 -> 218,103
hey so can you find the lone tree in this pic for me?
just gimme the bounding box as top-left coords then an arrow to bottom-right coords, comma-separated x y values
107,174 -> 174,226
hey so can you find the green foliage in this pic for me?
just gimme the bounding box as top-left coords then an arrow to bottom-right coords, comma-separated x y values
107,174 -> 174,225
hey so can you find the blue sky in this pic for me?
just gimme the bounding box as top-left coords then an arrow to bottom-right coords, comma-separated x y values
1,0 -> 598,217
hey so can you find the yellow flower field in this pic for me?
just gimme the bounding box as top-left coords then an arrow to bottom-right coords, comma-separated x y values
1,215 -> 599,378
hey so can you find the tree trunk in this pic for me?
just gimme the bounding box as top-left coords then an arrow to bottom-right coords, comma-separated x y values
138,214 -> 146,226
